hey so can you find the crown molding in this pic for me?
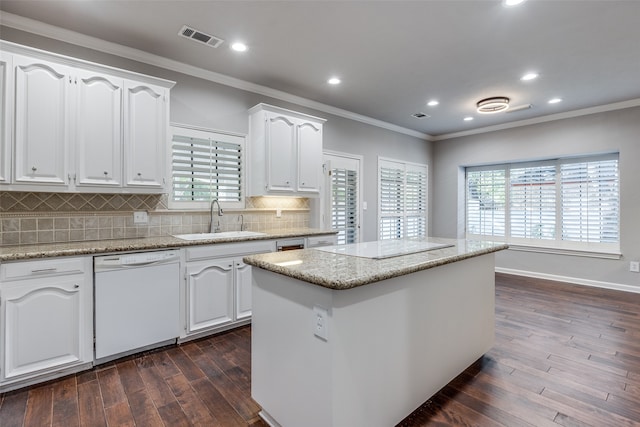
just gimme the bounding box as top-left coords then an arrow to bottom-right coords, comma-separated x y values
433,98 -> 640,141
0,12 -> 432,141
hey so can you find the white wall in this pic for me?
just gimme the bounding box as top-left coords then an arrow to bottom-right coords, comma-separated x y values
432,107 -> 640,291
0,26 -> 433,243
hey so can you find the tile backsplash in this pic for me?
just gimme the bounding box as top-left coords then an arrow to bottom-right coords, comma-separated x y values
0,192 -> 310,246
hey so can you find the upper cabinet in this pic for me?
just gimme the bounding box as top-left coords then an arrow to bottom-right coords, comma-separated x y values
0,51 -> 13,184
123,81 -> 167,189
0,41 -> 174,194
248,103 -> 326,197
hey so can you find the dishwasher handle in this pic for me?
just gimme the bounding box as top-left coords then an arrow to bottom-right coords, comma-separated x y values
94,250 -> 179,272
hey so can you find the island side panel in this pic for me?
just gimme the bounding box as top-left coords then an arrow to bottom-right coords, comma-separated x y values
251,269 -> 334,427
330,253 -> 495,426
251,252 -> 496,427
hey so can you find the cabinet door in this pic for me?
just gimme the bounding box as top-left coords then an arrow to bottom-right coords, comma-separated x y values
13,55 -> 70,186
74,70 -> 123,188
296,120 -> 323,193
235,260 -> 252,320
124,81 -> 166,189
265,113 -> 295,192
1,278 -> 83,380
0,52 -> 12,184
186,259 -> 234,333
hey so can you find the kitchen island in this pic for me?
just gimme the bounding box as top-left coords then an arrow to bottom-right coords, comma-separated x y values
243,238 -> 508,427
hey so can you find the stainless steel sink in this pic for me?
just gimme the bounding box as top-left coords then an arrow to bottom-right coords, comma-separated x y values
172,231 -> 267,241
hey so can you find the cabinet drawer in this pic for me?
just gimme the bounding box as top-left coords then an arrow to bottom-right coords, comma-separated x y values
1,257 -> 87,281
305,235 -> 337,248
185,240 -> 276,261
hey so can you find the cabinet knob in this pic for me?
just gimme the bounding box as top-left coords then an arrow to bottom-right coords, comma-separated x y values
137,172 -> 142,177
74,284 -> 79,289
104,171 -> 108,176
31,166 -> 37,172
301,182 -> 305,185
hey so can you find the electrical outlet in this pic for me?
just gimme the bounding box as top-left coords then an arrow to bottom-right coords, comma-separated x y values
133,211 -> 148,224
276,208 -> 282,218
313,306 -> 329,341
630,261 -> 640,273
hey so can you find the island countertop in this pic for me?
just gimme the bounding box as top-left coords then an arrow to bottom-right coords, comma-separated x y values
243,237 -> 508,290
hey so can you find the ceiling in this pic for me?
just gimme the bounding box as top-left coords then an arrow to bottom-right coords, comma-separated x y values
1,0 -> 639,138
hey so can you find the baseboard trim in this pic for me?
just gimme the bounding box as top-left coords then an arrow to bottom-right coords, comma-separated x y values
495,267 -> 640,294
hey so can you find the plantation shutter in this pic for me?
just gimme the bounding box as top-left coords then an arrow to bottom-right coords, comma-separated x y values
331,168 -> 358,245
509,164 -> 556,240
172,132 -> 242,204
378,159 -> 428,240
561,156 -> 619,243
466,169 -> 506,236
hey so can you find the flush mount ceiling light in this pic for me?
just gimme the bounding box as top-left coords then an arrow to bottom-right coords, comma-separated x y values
476,97 -> 510,114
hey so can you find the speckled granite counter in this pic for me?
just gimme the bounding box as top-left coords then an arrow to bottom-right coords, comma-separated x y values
243,237 -> 508,290
0,228 -> 336,262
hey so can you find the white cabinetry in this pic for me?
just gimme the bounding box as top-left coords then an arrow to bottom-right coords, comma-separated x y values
182,240 -> 276,340
0,256 -> 93,392
75,70 -> 123,188
305,234 -> 338,248
13,55 -> 70,187
248,103 -> 325,196
0,51 -> 13,184
0,41 -> 174,193
124,81 -> 167,189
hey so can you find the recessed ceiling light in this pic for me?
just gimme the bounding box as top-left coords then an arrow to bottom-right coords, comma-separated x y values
427,100 -> 439,107
231,42 -> 247,52
548,98 -> 563,104
328,77 -> 341,85
521,72 -> 539,81
464,116 -> 474,121
503,0 -> 527,6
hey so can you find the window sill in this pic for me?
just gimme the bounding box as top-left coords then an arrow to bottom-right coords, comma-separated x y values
507,244 -> 622,260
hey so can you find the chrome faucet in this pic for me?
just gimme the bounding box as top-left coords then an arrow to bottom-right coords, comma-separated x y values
210,199 -> 223,232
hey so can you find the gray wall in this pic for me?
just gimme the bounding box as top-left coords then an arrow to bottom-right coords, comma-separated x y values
0,27 -> 433,243
432,107 -> 640,290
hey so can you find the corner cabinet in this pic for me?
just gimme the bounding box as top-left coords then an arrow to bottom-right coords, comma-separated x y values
181,240 -> 276,340
248,103 -> 325,197
0,256 -> 93,392
0,41 -> 174,194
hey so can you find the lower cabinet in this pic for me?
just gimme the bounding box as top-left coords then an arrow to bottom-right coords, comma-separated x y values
0,256 -> 93,391
182,240 -> 276,339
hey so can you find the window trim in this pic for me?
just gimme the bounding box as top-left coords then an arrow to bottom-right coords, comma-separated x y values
168,123 -> 246,210
465,152 -> 621,258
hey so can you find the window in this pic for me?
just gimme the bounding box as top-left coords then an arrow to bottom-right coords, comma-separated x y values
378,158 -> 428,240
170,125 -> 244,209
331,167 -> 359,244
466,153 -> 619,254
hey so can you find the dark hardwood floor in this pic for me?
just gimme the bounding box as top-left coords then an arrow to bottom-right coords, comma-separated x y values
1,273 -> 639,426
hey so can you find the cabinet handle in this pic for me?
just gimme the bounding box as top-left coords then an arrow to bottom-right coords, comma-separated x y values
68,174 -> 72,183
31,267 -> 57,274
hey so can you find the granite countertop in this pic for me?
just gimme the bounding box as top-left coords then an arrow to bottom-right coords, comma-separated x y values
243,237 -> 508,290
0,228 -> 336,262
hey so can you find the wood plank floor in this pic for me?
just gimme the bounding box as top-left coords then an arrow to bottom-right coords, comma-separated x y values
1,273 -> 639,426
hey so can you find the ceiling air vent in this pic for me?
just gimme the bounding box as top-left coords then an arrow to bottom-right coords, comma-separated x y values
178,25 -> 224,48
412,112 -> 430,119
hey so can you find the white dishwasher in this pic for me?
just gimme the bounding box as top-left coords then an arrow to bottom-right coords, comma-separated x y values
94,250 -> 180,362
